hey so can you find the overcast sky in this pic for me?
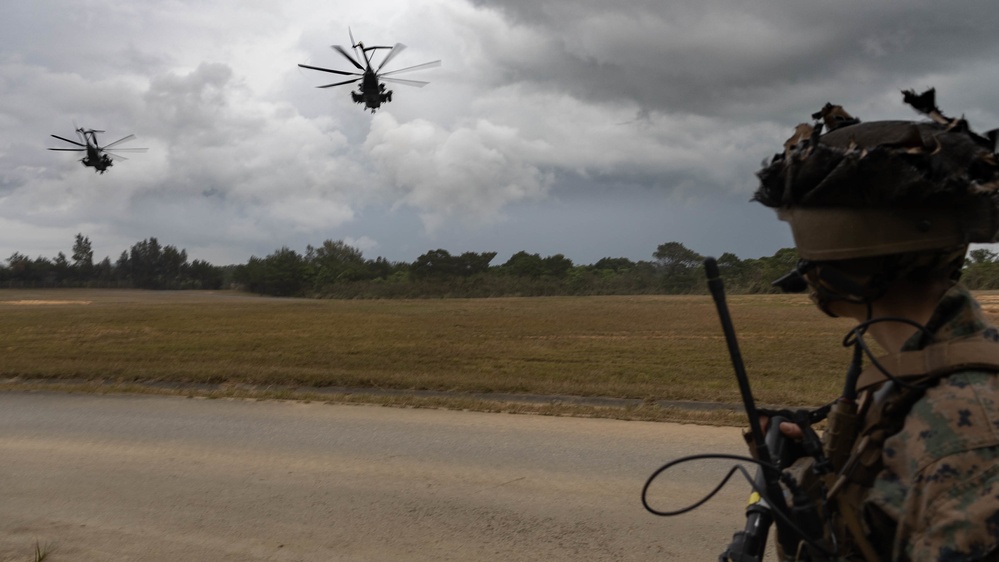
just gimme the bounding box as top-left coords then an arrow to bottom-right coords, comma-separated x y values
2,1 -> 998,267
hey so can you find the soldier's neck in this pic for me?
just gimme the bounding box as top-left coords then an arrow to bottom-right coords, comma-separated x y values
843,279 -> 951,353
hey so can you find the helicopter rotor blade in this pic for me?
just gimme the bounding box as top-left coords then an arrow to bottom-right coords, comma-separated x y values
381,76 -> 431,88
103,152 -> 128,161
102,147 -> 148,153
50,134 -> 86,147
375,43 -> 407,73
317,78 -> 362,89
102,134 -> 137,150
331,45 -> 364,70
379,59 -> 441,77
298,63 -> 360,77
348,27 -> 362,62
48,148 -> 86,152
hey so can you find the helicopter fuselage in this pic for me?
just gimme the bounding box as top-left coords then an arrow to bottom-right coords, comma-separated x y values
81,132 -> 112,172
299,33 -> 437,114
82,153 -> 113,173
49,127 -> 144,174
353,70 -> 391,111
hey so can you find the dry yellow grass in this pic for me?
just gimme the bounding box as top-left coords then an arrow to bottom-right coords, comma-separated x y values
0,288 -> 898,409
8,288 -> 997,422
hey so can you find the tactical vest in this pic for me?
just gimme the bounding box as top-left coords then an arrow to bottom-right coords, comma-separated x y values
786,334 -> 999,562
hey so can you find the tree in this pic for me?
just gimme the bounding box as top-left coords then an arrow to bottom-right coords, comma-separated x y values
188,259 -> 224,289
739,247 -> 800,293
592,257 -> 635,273
306,240 -> 367,287
502,251 -> 545,277
94,257 -> 114,286
240,247 -> 307,296
967,248 -> 998,265
963,248 -> 999,290
455,251 -> 496,276
72,233 -> 94,276
115,251 -> 130,285
542,254 -> 573,278
53,252 -> 70,285
128,238 -> 163,288
365,257 -> 398,281
412,249 -> 453,279
7,252 -> 32,285
715,252 -> 745,287
653,242 -> 704,293
117,237 -> 191,289
653,242 -> 703,271
159,245 -> 189,287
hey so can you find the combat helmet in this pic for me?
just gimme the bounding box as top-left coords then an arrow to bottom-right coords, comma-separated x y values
755,89 -> 999,307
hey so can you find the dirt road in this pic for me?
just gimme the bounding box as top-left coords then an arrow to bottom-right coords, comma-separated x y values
0,392 -> 759,561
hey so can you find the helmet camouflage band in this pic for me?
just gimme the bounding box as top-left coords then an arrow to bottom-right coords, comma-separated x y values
755,89 -> 999,261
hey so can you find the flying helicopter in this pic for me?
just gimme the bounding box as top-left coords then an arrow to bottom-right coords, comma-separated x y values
298,29 -> 441,113
48,127 -> 147,174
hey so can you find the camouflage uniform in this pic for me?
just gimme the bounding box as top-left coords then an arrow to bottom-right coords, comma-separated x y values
863,284 -> 999,561
744,89 -> 999,561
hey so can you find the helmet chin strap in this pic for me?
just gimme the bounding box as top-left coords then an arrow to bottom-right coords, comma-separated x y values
806,263 -> 892,318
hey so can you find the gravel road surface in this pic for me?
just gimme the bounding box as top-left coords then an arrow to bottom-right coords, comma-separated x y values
0,392 -> 760,561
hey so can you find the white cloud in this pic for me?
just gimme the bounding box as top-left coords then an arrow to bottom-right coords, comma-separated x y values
0,0 -> 997,266
365,112 -> 553,231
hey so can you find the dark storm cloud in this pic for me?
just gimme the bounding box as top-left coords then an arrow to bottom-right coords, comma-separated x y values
469,0 -> 999,119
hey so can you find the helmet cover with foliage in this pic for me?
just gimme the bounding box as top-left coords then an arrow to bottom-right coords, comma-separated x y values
755,89 -> 999,303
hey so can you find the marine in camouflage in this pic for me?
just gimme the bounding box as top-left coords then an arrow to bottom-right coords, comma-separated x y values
750,89 -> 999,561
865,285 -> 999,561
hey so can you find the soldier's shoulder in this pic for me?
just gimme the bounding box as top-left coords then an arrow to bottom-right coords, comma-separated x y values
885,370 -> 999,470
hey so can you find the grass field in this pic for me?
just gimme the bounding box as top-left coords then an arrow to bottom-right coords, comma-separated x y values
4,288 -> 997,423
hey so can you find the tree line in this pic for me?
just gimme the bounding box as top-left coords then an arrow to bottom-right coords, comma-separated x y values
2,234 -> 225,290
4,234 -> 999,298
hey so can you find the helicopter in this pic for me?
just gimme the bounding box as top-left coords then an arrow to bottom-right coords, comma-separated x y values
298,29 -> 441,113
48,127 -> 147,174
